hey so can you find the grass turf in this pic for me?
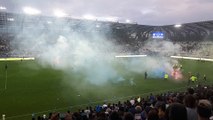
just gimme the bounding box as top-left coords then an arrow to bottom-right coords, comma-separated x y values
0,59 -> 212,120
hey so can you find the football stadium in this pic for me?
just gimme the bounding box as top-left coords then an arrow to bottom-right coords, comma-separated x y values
0,1 -> 213,120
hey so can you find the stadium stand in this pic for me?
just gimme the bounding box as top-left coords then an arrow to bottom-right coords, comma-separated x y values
0,12 -> 213,57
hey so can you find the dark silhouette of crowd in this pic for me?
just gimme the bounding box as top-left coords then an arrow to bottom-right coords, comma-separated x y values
33,85 -> 213,120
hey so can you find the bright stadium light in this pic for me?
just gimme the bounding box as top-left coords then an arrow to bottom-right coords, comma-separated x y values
174,24 -> 182,28
0,6 -> 7,10
7,18 -> 15,21
23,6 -> 41,15
54,9 -> 67,17
125,19 -> 131,23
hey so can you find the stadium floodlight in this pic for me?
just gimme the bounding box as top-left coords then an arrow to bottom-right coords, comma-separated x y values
83,14 -> 96,20
0,6 -> 7,10
23,6 -> 41,15
54,9 -> 67,17
7,18 -> 15,21
174,24 -> 182,28
125,19 -> 131,23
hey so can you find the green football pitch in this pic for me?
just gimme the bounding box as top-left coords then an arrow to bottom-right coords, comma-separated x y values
0,58 -> 212,120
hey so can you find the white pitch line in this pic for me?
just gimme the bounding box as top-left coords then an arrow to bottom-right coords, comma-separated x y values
115,55 -> 147,58
0,57 -> 35,61
170,56 -> 213,62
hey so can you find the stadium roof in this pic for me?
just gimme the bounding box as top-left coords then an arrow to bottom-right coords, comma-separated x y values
0,12 -> 213,42
1,0 -> 213,25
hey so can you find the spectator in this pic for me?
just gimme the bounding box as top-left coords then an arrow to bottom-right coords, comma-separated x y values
64,110 -> 72,120
134,106 -> 142,120
148,108 -> 159,120
203,75 -> 207,81
124,112 -> 134,120
72,112 -> 81,120
97,112 -> 107,120
37,116 -> 41,120
149,93 -> 155,104
50,112 -> 60,120
109,111 -> 122,120
197,100 -> 212,120
187,87 -> 195,95
145,72 -> 148,79
184,94 -> 198,120
157,103 -> 166,120
166,103 -> 187,120
141,106 -> 151,120
130,98 -> 135,106
103,103 -> 108,109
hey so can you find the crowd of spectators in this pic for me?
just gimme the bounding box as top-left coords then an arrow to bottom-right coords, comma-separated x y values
1,33 -> 213,58
33,85 -> 213,120
0,34 -> 36,58
0,34 -> 12,57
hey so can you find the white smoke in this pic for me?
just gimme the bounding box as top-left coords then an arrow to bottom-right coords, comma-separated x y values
117,39 -> 181,78
142,39 -> 182,56
11,24 -> 126,85
119,56 -> 178,78
11,21 -> 187,85
189,41 -> 213,57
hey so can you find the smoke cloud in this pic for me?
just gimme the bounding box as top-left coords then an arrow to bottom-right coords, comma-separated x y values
119,39 -> 182,78
11,22 -> 124,85
142,39 -> 182,56
10,21 -> 189,85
